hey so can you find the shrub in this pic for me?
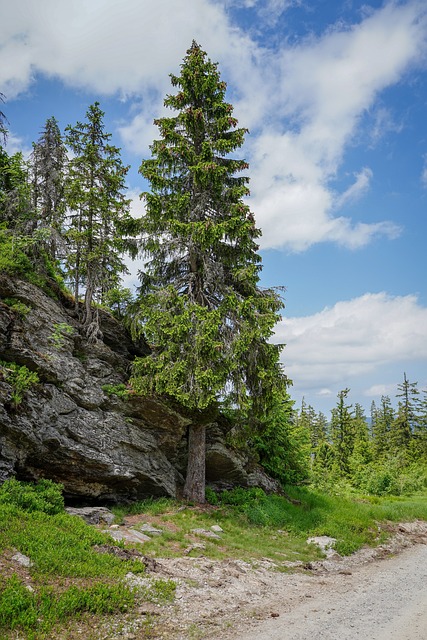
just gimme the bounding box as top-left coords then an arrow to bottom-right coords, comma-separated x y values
2,297 -> 32,317
0,478 -> 64,515
102,383 -> 131,400
0,360 -> 39,406
0,574 -> 135,634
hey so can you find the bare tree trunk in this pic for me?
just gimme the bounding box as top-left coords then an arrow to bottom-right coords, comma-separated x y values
183,423 -> 206,504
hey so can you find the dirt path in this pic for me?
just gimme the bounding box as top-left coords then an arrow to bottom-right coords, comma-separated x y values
99,521 -> 427,639
233,543 -> 427,640
143,521 -> 427,640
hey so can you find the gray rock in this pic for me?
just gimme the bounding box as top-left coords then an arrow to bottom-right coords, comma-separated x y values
139,523 -> 163,536
0,274 -> 279,503
106,529 -> 152,544
191,528 -> 221,540
12,552 -> 32,567
65,506 -> 116,525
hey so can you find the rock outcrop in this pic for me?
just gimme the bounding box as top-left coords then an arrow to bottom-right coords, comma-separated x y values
0,275 -> 278,502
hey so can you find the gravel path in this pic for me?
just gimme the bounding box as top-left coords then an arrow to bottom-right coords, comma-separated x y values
234,543 -> 427,640
101,522 -> 427,639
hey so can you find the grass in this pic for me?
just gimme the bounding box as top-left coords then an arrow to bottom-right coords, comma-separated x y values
112,485 -> 427,559
1,480 -> 426,639
0,495 -> 159,639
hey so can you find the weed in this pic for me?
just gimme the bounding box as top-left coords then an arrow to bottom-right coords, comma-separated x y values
0,574 -> 135,636
102,383 -> 131,400
2,297 -> 32,317
137,579 -> 176,604
49,322 -> 74,348
0,360 -> 39,406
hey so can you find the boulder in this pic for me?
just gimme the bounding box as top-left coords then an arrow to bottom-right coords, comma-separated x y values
0,274 -> 277,502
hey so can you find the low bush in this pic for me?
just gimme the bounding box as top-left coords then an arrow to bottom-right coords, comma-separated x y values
0,478 -> 64,515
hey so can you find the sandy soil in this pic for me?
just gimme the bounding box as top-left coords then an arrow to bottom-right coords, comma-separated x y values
122,520 -> 427,640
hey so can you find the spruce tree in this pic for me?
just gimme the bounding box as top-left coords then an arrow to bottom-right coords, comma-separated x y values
30,117 -> 68,261
372,395 -> 394,458
330,388 -> 354,474
390,373 -> 419,450
65,103 -> 134,338
131,42 -> 286,503
0,151 -> 32,230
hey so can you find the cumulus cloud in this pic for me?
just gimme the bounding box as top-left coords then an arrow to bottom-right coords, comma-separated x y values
4,132 -> 32,158
249,1 -> 427,250
0,0 -> 236,97
1,0 -> 426,253
363,383 -> 398,398
276,292 -> 427,394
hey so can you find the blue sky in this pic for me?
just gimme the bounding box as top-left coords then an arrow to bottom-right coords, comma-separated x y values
1,0 -> 427,416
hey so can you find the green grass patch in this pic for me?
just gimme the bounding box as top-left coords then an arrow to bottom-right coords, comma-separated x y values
0,574 -> 135,638
115,486 -> 427,562
1,480 -> 426,638
0,480 -> 150,638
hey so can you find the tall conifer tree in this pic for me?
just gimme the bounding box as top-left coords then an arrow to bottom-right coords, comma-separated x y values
30,117 -> 68,261
330,388 -> 354,473
65,103 -> 134,338
131,42 -> 286,503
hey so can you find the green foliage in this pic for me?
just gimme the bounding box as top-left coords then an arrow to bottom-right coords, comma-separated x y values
0,360 -> 39,406
65,102 -> 135,329
133,42 -> 285,412
137,578 -> 176,604
103,286 -> 134,320
0,506 -> 145,580
2,297 -> 32,317
130,489 -> 427,562
302,380 -> 427,497
132,42 -> 287,502
351,458 -> 427,496
30,116 -> 68,264
102,383 -> 131,400
0,224 -> 34,276
252,393 -> 310,485
49,322 -> 74,348
0,478 -> 64,515
0,574 -> 135,636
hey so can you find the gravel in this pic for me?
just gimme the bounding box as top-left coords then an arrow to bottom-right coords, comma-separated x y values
234,542 -> 427,640
97,521 -> 427,639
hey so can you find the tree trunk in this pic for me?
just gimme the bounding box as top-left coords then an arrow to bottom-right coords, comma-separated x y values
183,423 -> 206,504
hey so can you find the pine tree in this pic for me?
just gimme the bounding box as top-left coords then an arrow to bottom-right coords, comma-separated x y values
252,392 -> 310,485
30,117 -> 68,261
411,388 -> 427,458
371,395 -> 394,458
349,403 -> 372,470
390,373 -> 419,450
131,42 -> 286,503
65,103 -> 134,338
330,388 -> 354,474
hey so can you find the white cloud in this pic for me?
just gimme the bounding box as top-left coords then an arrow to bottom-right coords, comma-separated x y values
4,131 -> 32,158
249,1 -> 427,250
363,383 -> 397,398
0,0 -> 235,97
335,167 -> 373,209
276,292 -> 427,393
1,0 -> 426,253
